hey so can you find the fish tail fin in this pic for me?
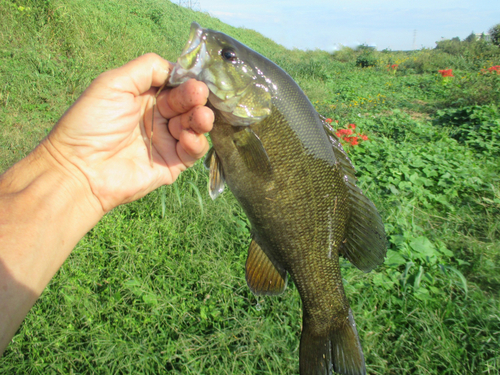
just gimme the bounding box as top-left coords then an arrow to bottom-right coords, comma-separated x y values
299,308 -> 366,375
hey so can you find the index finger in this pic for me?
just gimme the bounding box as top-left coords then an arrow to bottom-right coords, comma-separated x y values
156,79 -> 209,119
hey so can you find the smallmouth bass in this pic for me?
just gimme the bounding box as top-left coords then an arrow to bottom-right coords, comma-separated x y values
170,22 -> 387,375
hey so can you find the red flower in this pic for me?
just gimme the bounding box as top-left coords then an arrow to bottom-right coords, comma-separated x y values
488,65 -> 500,74
325,118 -> 333,123
335,126 -> 369,146
438,69 -> 454,77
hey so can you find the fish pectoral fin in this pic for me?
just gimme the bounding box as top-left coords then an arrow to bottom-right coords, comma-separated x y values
340,178 -> 387,272
245,239 -> 287,295
320,115 -> 387,272
205,147 -> 225,200
233,127 -> 272,175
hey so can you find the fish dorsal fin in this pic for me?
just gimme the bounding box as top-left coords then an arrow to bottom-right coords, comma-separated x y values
321,116 -> 387,272
245,239 -> 287,295
233,127 -> 272,175
204,147 -> 225,200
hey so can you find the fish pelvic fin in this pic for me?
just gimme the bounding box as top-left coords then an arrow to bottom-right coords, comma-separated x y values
300,308 -> 366,375
245,239 -> 287,295
204,147 -> 225,200
321,116 -> 387,272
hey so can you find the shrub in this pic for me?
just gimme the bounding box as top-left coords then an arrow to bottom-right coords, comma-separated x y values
356,53 -> 377,68
331,46 -> 357,63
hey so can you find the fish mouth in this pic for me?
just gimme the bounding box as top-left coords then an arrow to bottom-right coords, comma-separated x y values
169,22 -> 272,126
169,22 -> 209,85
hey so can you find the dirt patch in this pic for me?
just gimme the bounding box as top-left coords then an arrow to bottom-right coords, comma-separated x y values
366,108 -> 430,121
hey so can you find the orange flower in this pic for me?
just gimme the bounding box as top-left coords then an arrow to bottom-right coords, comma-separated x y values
325,118 -> 333,123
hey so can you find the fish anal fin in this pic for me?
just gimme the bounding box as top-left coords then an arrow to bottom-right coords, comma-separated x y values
233,127 -> 272,175
245,239 -> 287,296
299,308 -> 366,375
205,147 -> 225,200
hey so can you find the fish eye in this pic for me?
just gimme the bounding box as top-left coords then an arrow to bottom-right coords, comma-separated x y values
221,48 -> 237,62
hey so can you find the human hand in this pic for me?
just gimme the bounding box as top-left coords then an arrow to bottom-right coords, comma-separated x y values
43,53 -> 214,213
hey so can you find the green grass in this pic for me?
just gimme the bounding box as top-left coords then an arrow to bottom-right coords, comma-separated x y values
1,0 -> 499,374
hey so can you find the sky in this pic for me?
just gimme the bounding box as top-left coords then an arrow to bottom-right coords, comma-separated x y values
194,0 -> 500,51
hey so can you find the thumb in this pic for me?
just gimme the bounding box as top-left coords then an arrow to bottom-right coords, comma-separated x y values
96,53 -> 172,97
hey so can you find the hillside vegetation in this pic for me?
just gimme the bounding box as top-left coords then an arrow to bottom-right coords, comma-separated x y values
1,0 -> 499,374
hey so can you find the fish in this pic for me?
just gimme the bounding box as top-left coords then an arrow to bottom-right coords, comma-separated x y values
169,22 -> 387,375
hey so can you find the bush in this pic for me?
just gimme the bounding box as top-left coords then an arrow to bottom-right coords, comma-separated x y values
356,53 -> 377,68
331,46 -> 357,63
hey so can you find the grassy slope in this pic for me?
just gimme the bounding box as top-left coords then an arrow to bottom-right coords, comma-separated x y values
1,0 -> 499,374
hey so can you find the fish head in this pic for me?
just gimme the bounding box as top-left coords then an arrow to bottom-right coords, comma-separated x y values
170,22 -> 273,126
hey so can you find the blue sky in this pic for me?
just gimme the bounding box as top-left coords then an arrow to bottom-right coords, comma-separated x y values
197,0 -> 500,51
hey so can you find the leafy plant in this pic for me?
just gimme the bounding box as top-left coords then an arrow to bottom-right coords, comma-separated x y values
434,105 -> 500,155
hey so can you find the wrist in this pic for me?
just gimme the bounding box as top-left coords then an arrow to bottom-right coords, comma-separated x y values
41,137 -> 105,216
1,140 -> 104,218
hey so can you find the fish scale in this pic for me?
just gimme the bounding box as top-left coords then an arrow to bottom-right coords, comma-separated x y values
170,22 -> 387,375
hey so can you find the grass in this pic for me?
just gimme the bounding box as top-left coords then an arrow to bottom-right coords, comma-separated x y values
1,0 -> 499,374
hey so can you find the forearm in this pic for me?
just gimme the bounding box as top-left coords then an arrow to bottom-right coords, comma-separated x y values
0,142 -> 103,354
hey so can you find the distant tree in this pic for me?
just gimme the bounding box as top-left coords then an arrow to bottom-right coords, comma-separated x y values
435,37 -> 462,54
489,23 -> 500,46
464,32 -> 477,43
355,44 -> 376,52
